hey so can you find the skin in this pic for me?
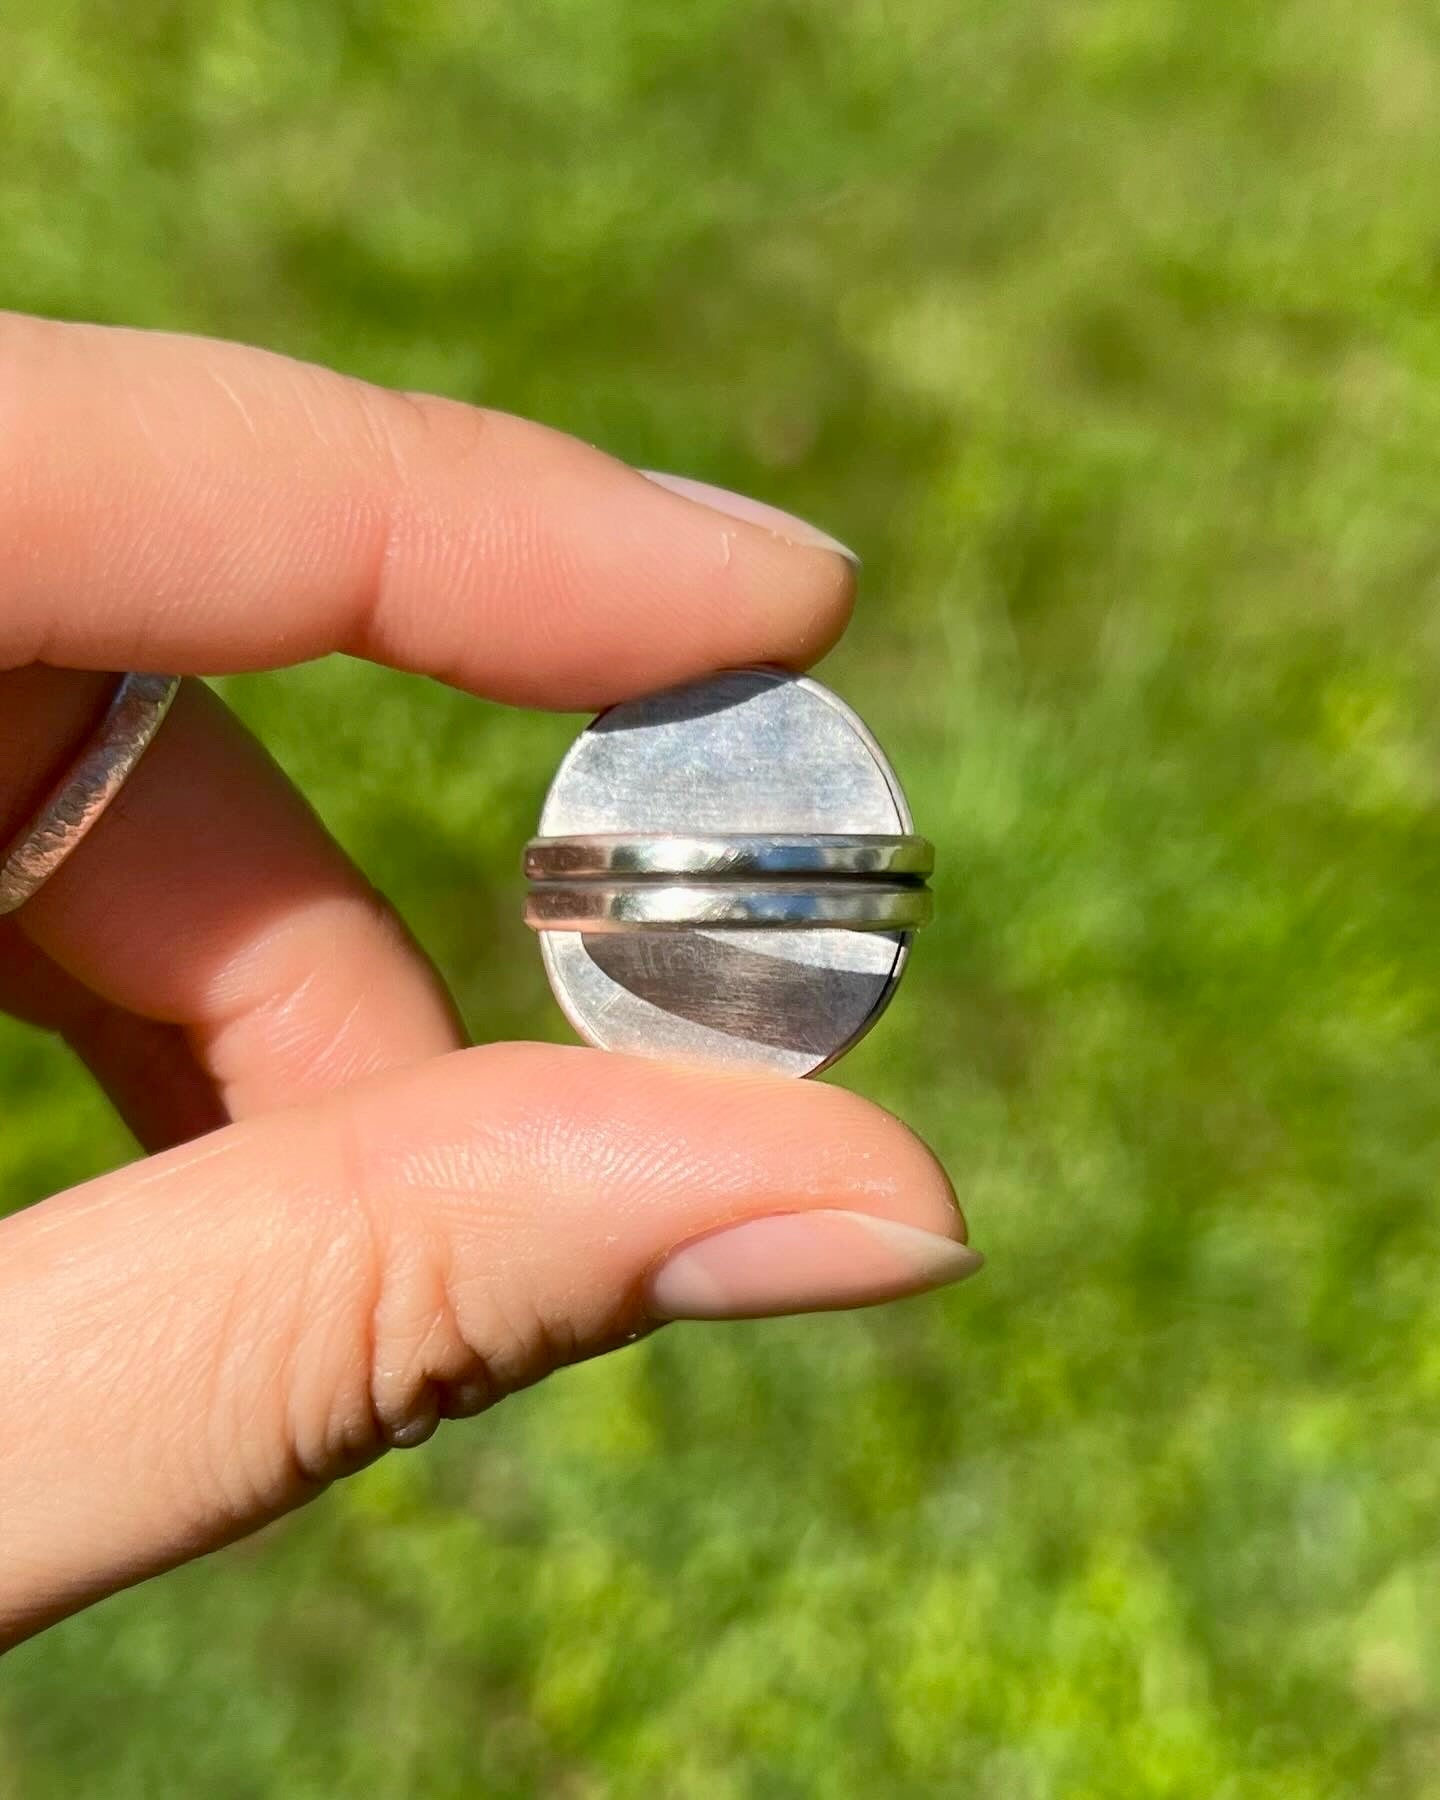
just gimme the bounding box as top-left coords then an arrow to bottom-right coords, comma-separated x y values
0,314 -> 966,1652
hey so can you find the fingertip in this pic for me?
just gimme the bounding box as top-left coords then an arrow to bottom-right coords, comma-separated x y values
626,466 -> 859,678
405,1042 -> 963,1245
772,1068 -> 966,1244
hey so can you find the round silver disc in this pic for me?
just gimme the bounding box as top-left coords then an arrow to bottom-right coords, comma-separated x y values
534,668 -> 918,1076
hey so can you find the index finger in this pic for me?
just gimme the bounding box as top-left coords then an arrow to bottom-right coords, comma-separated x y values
0,315 -> 856,706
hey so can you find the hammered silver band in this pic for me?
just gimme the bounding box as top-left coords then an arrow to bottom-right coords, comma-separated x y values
0,672 -> 182,917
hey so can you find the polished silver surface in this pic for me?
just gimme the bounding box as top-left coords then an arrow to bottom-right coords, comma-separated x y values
0,673 -> 182,917
525,831 -> 934,883
529,668 -> 925,1077
526,880 -> 933,933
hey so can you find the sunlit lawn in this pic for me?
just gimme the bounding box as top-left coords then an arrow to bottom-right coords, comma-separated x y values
4,2 -> 1440,1793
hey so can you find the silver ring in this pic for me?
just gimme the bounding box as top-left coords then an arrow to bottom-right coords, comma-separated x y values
0,672 -> 182,917
524,832 -> 934,883
524,881 -> 933,934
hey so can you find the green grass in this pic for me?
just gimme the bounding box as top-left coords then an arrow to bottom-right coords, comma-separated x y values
5,0 -> 1440,1792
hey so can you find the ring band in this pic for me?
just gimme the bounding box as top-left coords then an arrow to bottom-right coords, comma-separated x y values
524,881 -> 933,934
524,832 -> 934,883
0,672 -> 182,917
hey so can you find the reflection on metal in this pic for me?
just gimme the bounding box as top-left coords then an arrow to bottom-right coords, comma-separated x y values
524,832 -> 934,883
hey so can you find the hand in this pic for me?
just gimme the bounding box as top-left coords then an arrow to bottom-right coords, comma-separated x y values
0,314 -> 978,1651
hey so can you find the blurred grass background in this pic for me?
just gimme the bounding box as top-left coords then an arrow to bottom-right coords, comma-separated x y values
4,0 -> 1440,1792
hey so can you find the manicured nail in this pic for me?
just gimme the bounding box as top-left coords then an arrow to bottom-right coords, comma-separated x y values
640,471 -> 860,565
645,1210 -> 983,1321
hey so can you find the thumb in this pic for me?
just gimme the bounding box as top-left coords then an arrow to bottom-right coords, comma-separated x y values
0,1044 -> 976,1648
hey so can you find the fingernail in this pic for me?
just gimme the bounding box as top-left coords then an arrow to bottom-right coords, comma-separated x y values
640,471 -> 860,565
645,1210 -> 983,1322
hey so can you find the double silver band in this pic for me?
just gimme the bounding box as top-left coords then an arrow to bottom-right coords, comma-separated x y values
525,830 -> 934,935
0,673 -> 182,918
524,880 -> 932,934
524,832 -> 934,883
